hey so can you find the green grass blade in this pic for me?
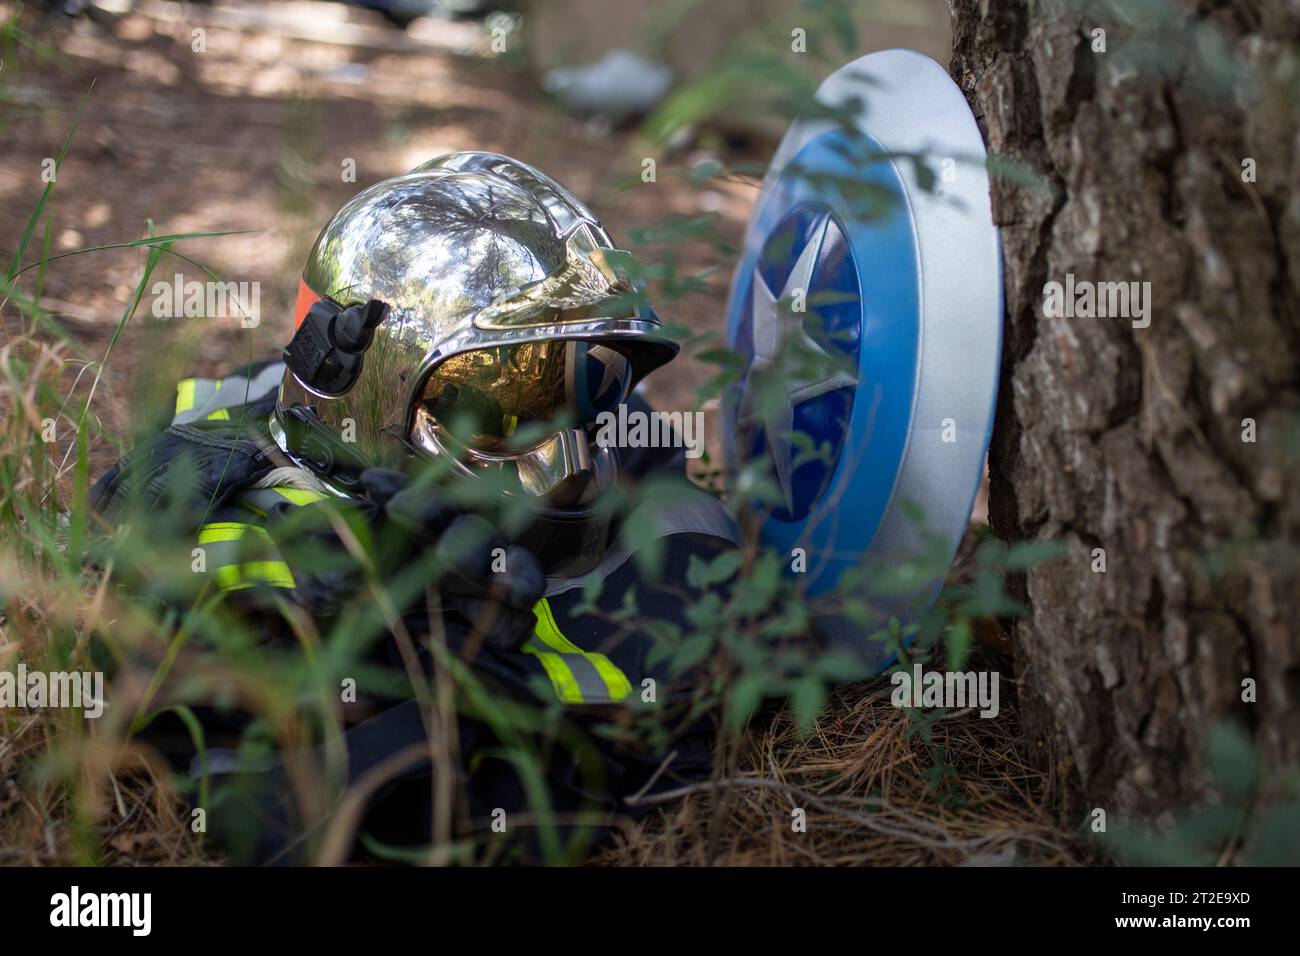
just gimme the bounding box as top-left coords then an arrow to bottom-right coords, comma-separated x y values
6,80 -> 95,282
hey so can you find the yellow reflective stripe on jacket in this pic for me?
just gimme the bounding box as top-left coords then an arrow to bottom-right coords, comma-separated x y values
534,598 -> 633,699
275,487 -> 329,506
197,521 -> 295,591
524,647 -> 584,704
524,598 -> 632,704
237,486 -> 331,517
215,559 -> 295,591
198,521 -> 256,545
175,378 -> 197,417
174,378 -> 232,422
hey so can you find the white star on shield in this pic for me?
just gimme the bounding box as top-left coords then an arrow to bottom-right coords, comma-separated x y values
738,211 -> 859,514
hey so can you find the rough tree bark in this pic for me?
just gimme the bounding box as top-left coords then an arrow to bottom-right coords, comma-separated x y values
949,0 -> 1299,822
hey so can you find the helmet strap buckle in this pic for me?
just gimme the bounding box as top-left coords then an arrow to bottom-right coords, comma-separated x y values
282,405 -> 369,490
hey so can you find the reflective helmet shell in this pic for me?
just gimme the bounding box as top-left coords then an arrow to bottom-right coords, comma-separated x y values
275,151 -> 677,493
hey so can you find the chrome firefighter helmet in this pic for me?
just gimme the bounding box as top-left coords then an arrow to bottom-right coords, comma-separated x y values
273,151 -> 678,574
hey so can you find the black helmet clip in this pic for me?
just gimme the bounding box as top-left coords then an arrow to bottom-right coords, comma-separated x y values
284,297 -> 389,396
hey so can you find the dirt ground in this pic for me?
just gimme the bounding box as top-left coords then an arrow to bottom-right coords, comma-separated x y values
0,1 -> 762,477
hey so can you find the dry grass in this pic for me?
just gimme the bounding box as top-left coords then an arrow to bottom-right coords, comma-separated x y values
597,679 -> 1086,867
0,718 -> 211,866
1,673 -> 1087,867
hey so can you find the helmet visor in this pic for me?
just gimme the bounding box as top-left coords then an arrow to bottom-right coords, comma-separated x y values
418,340 -> 631,452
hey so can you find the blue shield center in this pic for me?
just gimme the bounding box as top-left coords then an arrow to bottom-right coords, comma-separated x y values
733,204 -> 862,522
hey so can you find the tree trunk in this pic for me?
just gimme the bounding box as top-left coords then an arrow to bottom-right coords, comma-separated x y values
948,0 -> 1300,821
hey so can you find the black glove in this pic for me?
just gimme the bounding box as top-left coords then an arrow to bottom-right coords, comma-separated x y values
368,468 -> 545,652
267,468 -> 545,653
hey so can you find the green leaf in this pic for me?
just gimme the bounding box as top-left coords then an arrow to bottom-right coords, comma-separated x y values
814,651 -> 869,683
1207,722 -> 1256,798
684,592 -> 724,630
642,619 -> 682,646
1004,539 -> 1067,569
790,677 -> 826,735
612,585 -> 640,622
944,619 -> 972,671
725,673 -> 767,731
671,633 -> 714,673
1242,798 -> 1300,866
730,551 -> 781,615
759,602 -> 810,638
687,549 -> 743,589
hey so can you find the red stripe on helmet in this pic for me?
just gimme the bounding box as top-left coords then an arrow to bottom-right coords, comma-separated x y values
294,277 -> 321,329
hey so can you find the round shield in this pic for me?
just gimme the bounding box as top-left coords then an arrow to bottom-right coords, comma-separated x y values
723,49 -> 1002,665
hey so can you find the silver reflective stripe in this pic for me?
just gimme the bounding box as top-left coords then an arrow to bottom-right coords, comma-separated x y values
173,363 -> 285,425
173,379 -> 221,424
522,638 -> 612,701
199,537 -> 246,569
544,485 -> 740,597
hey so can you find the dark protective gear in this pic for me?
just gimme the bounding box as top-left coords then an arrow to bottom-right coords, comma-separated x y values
92,361 -> 739,863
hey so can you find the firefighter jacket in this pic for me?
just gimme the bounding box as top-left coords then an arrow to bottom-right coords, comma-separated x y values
90,360 -> 740,862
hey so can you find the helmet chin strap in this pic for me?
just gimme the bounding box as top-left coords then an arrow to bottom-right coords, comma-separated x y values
399,420 -> 620,578
279,405 -> 374,492
518,427 -> 617,506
